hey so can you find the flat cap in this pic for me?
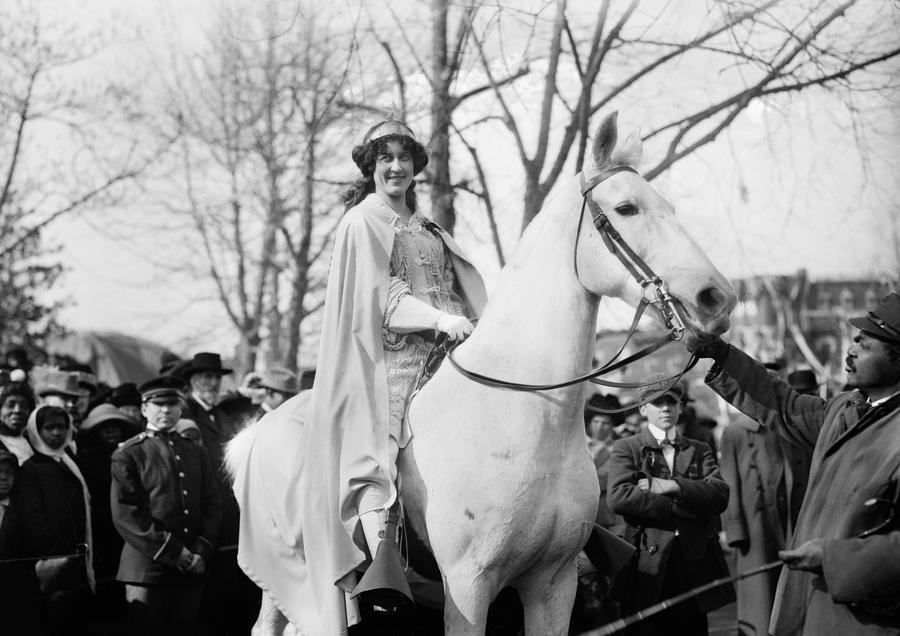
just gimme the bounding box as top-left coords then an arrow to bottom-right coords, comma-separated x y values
637,373 -> 685,403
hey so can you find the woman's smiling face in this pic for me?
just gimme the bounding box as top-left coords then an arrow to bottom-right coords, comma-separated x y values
373,140 -> 414,203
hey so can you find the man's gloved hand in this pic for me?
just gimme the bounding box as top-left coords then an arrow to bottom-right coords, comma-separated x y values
685,334 -> 729,362
436,313 -> 474,340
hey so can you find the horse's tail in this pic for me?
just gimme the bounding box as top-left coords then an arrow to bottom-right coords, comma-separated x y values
225,418 -> 261,483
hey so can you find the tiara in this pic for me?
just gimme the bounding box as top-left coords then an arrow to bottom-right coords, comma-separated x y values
363,118 -> 416,144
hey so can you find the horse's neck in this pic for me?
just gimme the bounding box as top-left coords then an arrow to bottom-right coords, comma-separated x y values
464,184 -> 599,377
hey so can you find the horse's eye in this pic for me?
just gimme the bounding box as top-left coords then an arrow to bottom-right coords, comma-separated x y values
614,203 -> 638,216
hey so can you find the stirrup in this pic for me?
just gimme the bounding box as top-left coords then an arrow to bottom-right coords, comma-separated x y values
351,539 -> 414,610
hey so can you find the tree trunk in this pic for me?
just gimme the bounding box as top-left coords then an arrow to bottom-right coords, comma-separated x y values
284,132 -> 317,372
430,0 -> 455,233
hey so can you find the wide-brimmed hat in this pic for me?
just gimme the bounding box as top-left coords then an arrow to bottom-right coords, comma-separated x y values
849,293 -> 900,346
59,363 -> 98,395
36,370 -> 87,399
787,369 -> 819,393
81,403 -> 141,434
637,374 -> 685,403
182,352 -> 233,380
259,367 -> 298,396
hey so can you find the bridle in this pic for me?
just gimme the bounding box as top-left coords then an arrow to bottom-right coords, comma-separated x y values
444,165 -> 699,412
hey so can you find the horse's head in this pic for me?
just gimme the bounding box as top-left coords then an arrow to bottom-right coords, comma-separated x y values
575,112 -> 736,337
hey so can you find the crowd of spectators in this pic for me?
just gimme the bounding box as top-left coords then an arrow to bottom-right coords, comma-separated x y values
0,345 -> 312,636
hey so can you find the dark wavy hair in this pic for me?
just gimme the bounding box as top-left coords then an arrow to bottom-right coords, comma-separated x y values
0,382 -> 35,412
341,134 -> 429,212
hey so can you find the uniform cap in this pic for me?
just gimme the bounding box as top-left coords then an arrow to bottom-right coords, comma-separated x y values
849,293 -> 900,346
139,375 -> 187,402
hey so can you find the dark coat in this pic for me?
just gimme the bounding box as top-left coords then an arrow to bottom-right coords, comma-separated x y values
607,429 -> 734,614
77,438 -> 123,580
183,393 -> 253,546
14,453 -> 88,558
708,345 -> 900,635
111,428 -> 222,585
0,497 -> 46,634
720,414 -> 811,636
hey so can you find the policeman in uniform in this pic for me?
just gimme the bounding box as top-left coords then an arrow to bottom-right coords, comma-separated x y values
111,375 -> 222,636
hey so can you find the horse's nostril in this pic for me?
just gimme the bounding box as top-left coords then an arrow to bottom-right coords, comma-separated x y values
697,286 -> 726,314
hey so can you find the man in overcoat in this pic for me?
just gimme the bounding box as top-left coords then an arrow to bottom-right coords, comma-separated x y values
719,370 -> 814,635
608,375 -> 734,635
111,375 -> 222,636
180,351 -> 260,635
691,292 -> 900,635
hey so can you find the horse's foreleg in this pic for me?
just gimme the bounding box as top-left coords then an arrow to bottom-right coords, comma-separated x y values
442,570 -> 495,636
251,592 -> 296,636
517,560 -> 579,636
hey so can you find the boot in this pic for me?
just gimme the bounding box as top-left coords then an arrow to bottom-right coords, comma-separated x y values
351,507 -> 413,610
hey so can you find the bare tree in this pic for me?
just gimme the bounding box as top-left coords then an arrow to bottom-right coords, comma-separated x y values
154,1 -> 356,373
0,1 -> 160,349
467,0 -> 899,231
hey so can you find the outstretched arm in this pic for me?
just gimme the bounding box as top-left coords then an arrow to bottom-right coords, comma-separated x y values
695,339 -> 825,451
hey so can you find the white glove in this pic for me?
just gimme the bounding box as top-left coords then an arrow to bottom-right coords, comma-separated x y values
436,313 -> 474,340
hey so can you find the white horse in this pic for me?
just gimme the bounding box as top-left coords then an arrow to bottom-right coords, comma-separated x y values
229,111 -> 736,635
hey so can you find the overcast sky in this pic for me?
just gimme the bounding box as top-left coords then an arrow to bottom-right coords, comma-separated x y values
27,0 -> 900,356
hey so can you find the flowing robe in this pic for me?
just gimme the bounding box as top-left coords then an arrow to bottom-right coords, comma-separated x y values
232,193 -> 486,634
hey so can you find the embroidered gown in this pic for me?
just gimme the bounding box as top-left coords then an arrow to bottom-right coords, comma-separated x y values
382,212 -> 469,443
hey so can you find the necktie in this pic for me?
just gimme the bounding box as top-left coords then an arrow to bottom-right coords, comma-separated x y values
857,400 -> 872,418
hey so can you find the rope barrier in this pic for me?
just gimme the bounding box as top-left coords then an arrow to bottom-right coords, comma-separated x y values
587,559 -> 784,635
0,550 -> 86,565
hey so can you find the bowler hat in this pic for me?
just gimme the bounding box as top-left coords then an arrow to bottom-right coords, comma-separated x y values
139,375 -> 187,402
183,352 -> 233,380
849,293 -> 900,346
638,374 -> 685,402
585,393 -> 620,415
109,383 -> 142,408
259,367 -> 298,396
81,403 -> 141,434
37,371 -> 86,399
787,369 -> 818,393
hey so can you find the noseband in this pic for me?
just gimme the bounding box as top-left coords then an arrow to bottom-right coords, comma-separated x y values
577,165 -> 686,340
443,166 -> 698,411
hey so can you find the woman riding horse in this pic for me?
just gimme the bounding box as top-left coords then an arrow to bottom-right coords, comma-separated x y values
237,117 -> 486,633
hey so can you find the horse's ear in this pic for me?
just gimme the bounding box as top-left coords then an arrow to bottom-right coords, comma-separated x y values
613,130 -> 643,168
592,112 -> 619,171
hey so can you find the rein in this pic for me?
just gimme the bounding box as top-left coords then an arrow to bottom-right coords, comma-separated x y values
444,166 -> 699,411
